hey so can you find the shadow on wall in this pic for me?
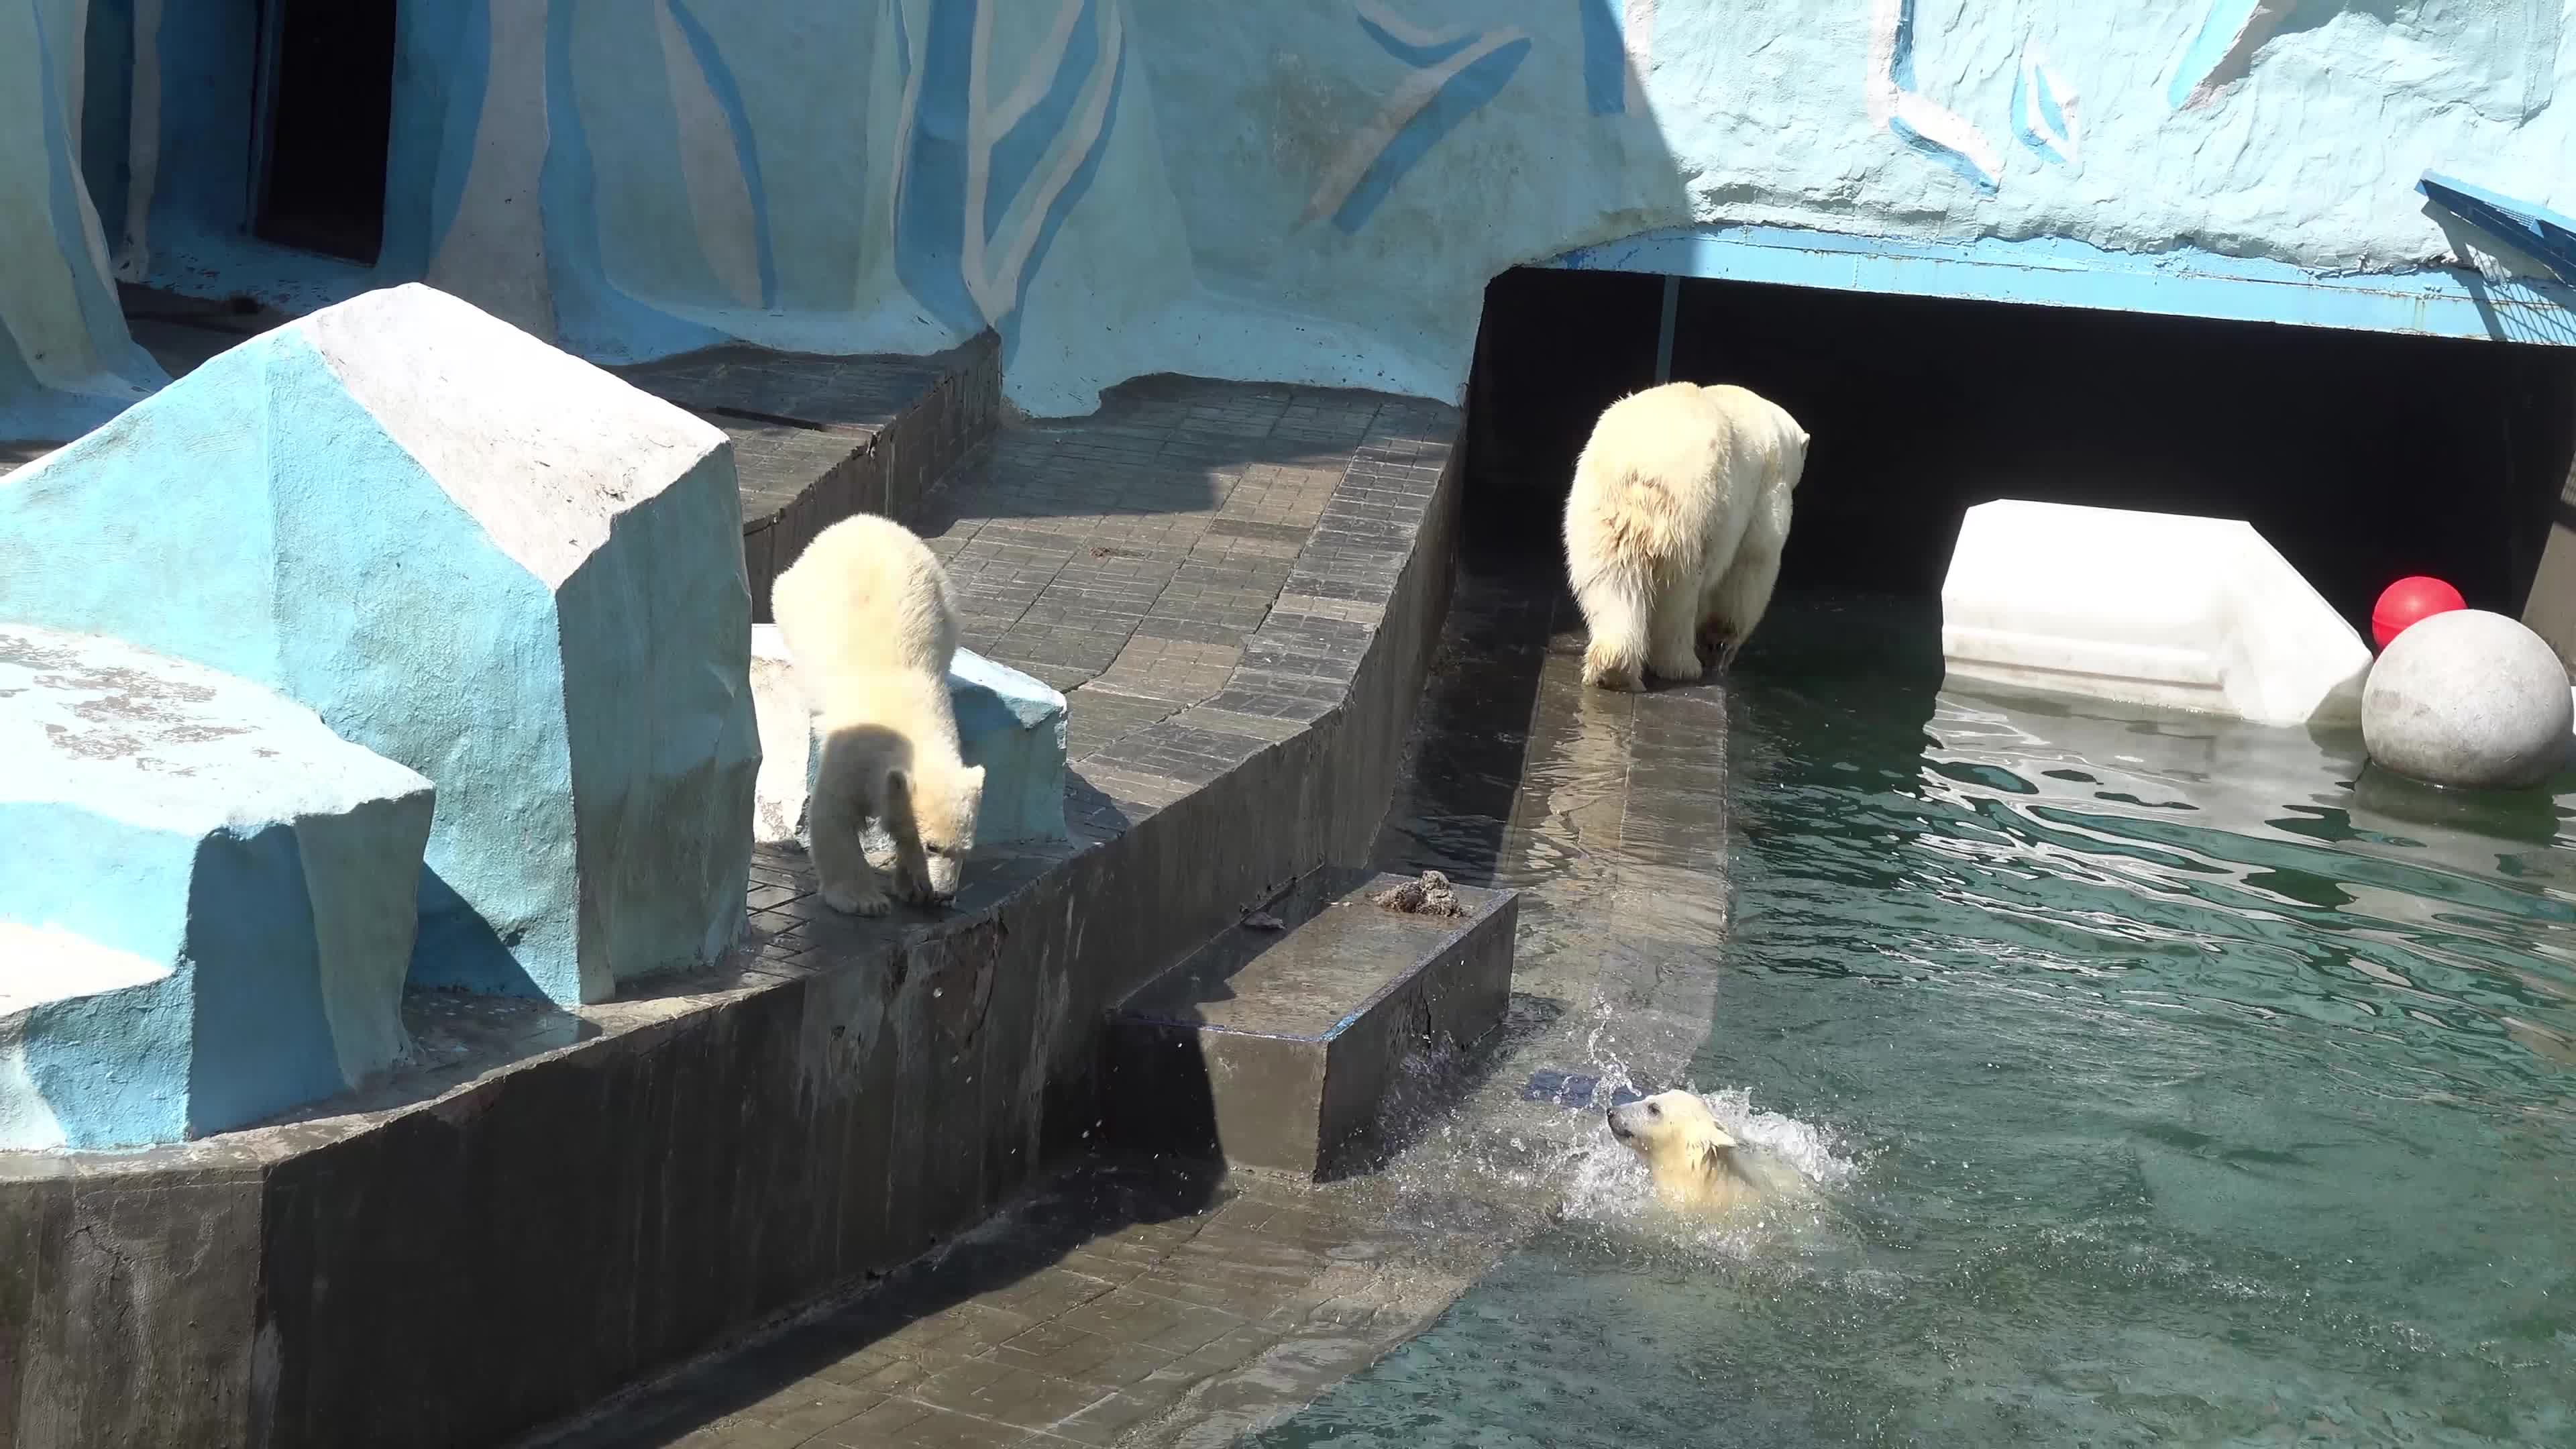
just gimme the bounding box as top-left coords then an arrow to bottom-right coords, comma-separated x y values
1464,266 -> 2576,628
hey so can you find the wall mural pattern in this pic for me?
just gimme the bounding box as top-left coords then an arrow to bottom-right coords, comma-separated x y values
894,0 -> 1128,342
1303,1 -> 1532,234
2,0 -> 2571,436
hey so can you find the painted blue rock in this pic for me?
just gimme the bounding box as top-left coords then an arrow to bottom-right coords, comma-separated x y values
749,626 -> 1069,850
950,648 -> 1072,846
0,625 -> 435,1150
0,284 -> 760,1006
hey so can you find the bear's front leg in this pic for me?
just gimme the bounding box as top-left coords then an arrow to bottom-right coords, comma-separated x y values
810,741 -> 896,916
813,836 -> 894,917
888,812 -> 938,906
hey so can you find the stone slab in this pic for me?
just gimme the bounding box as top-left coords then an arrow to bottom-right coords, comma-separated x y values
0,625 -> 434,1150
1104,866 -> 1517,1179
0,283 -> 759,1006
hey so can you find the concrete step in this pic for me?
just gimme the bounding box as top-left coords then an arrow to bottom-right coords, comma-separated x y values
1103,866 -> 1517,1179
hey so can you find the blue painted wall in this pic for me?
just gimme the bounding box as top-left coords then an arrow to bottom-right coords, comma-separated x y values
0,0 -> 162,441
4,1 -> 2572,434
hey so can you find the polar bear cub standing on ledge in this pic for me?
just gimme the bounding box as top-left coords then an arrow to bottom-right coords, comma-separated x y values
771,515 -> 985,916
1564,382 -> 1809,691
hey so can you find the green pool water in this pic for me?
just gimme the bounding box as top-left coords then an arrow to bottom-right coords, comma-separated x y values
1260,592 -> 2576,1448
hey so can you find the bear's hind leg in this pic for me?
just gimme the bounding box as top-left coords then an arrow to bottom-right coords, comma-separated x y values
1574,568 -> 1650,692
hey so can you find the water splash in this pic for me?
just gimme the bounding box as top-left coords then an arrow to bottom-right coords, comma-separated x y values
1557,1086 -> 1864,1258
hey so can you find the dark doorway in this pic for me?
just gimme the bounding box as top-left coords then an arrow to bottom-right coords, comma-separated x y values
1467,266 -> 2576,629
248,0 -> 397,264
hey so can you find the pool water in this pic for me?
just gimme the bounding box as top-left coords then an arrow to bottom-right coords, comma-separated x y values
1258,584 -> 2576,1448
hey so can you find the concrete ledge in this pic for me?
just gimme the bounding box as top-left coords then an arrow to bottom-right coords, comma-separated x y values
1547,222 -> 2576,348
0,388 -> 1460,1449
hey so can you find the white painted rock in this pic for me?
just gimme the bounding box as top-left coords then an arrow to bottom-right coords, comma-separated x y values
0,285 -> 761,1006
0,625 -> 435,1150
2363,610 -> 2573,790
1941,500 -> 2371,727
749,624 -> 814,845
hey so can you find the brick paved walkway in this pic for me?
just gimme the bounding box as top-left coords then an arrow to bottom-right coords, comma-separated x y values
916,376 -> 1450,818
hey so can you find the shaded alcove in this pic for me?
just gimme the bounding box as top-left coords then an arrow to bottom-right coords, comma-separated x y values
1464,266 -> 2576,627
250,0 -> 398,263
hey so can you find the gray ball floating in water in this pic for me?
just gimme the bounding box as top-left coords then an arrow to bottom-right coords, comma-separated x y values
2361,610 -> 2573,791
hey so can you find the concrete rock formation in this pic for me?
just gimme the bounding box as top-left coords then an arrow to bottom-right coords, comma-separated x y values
949,648 -> 1071,847
0,625 -> 434,1150
0,284 -> 759,1005
2363,609 -> 2573,791
748,623 -> 1069,851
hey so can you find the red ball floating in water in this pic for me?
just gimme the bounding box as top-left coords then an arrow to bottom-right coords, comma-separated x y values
2371,576 -> 2467,650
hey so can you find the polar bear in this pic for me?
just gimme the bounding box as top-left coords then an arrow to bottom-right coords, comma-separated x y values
1606,1089 -> 1775,1216
770,514 -> 985,916
1562,382 -> 1809,691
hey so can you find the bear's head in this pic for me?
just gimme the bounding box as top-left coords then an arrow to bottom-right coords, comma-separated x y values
1607,1089 -> 1737,1171
900,759 -> 985,902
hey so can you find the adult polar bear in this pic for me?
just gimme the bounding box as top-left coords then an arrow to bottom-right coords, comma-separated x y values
1563,382 -> 1809,691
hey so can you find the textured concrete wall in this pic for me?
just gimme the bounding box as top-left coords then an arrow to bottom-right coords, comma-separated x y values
6,0 -> 2568,439
0,285 -> 759,1007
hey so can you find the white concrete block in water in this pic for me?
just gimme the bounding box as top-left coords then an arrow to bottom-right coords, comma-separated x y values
1939,500 -> 2371,727
0,626 -> 435,1150
748,623 -> 1069,851
2362,610 -> 2573,790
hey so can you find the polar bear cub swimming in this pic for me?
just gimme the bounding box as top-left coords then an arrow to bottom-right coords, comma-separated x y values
1607,1089 -> 1794,1217
1563,382 -> 1809,691
771,515 -> 985,916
